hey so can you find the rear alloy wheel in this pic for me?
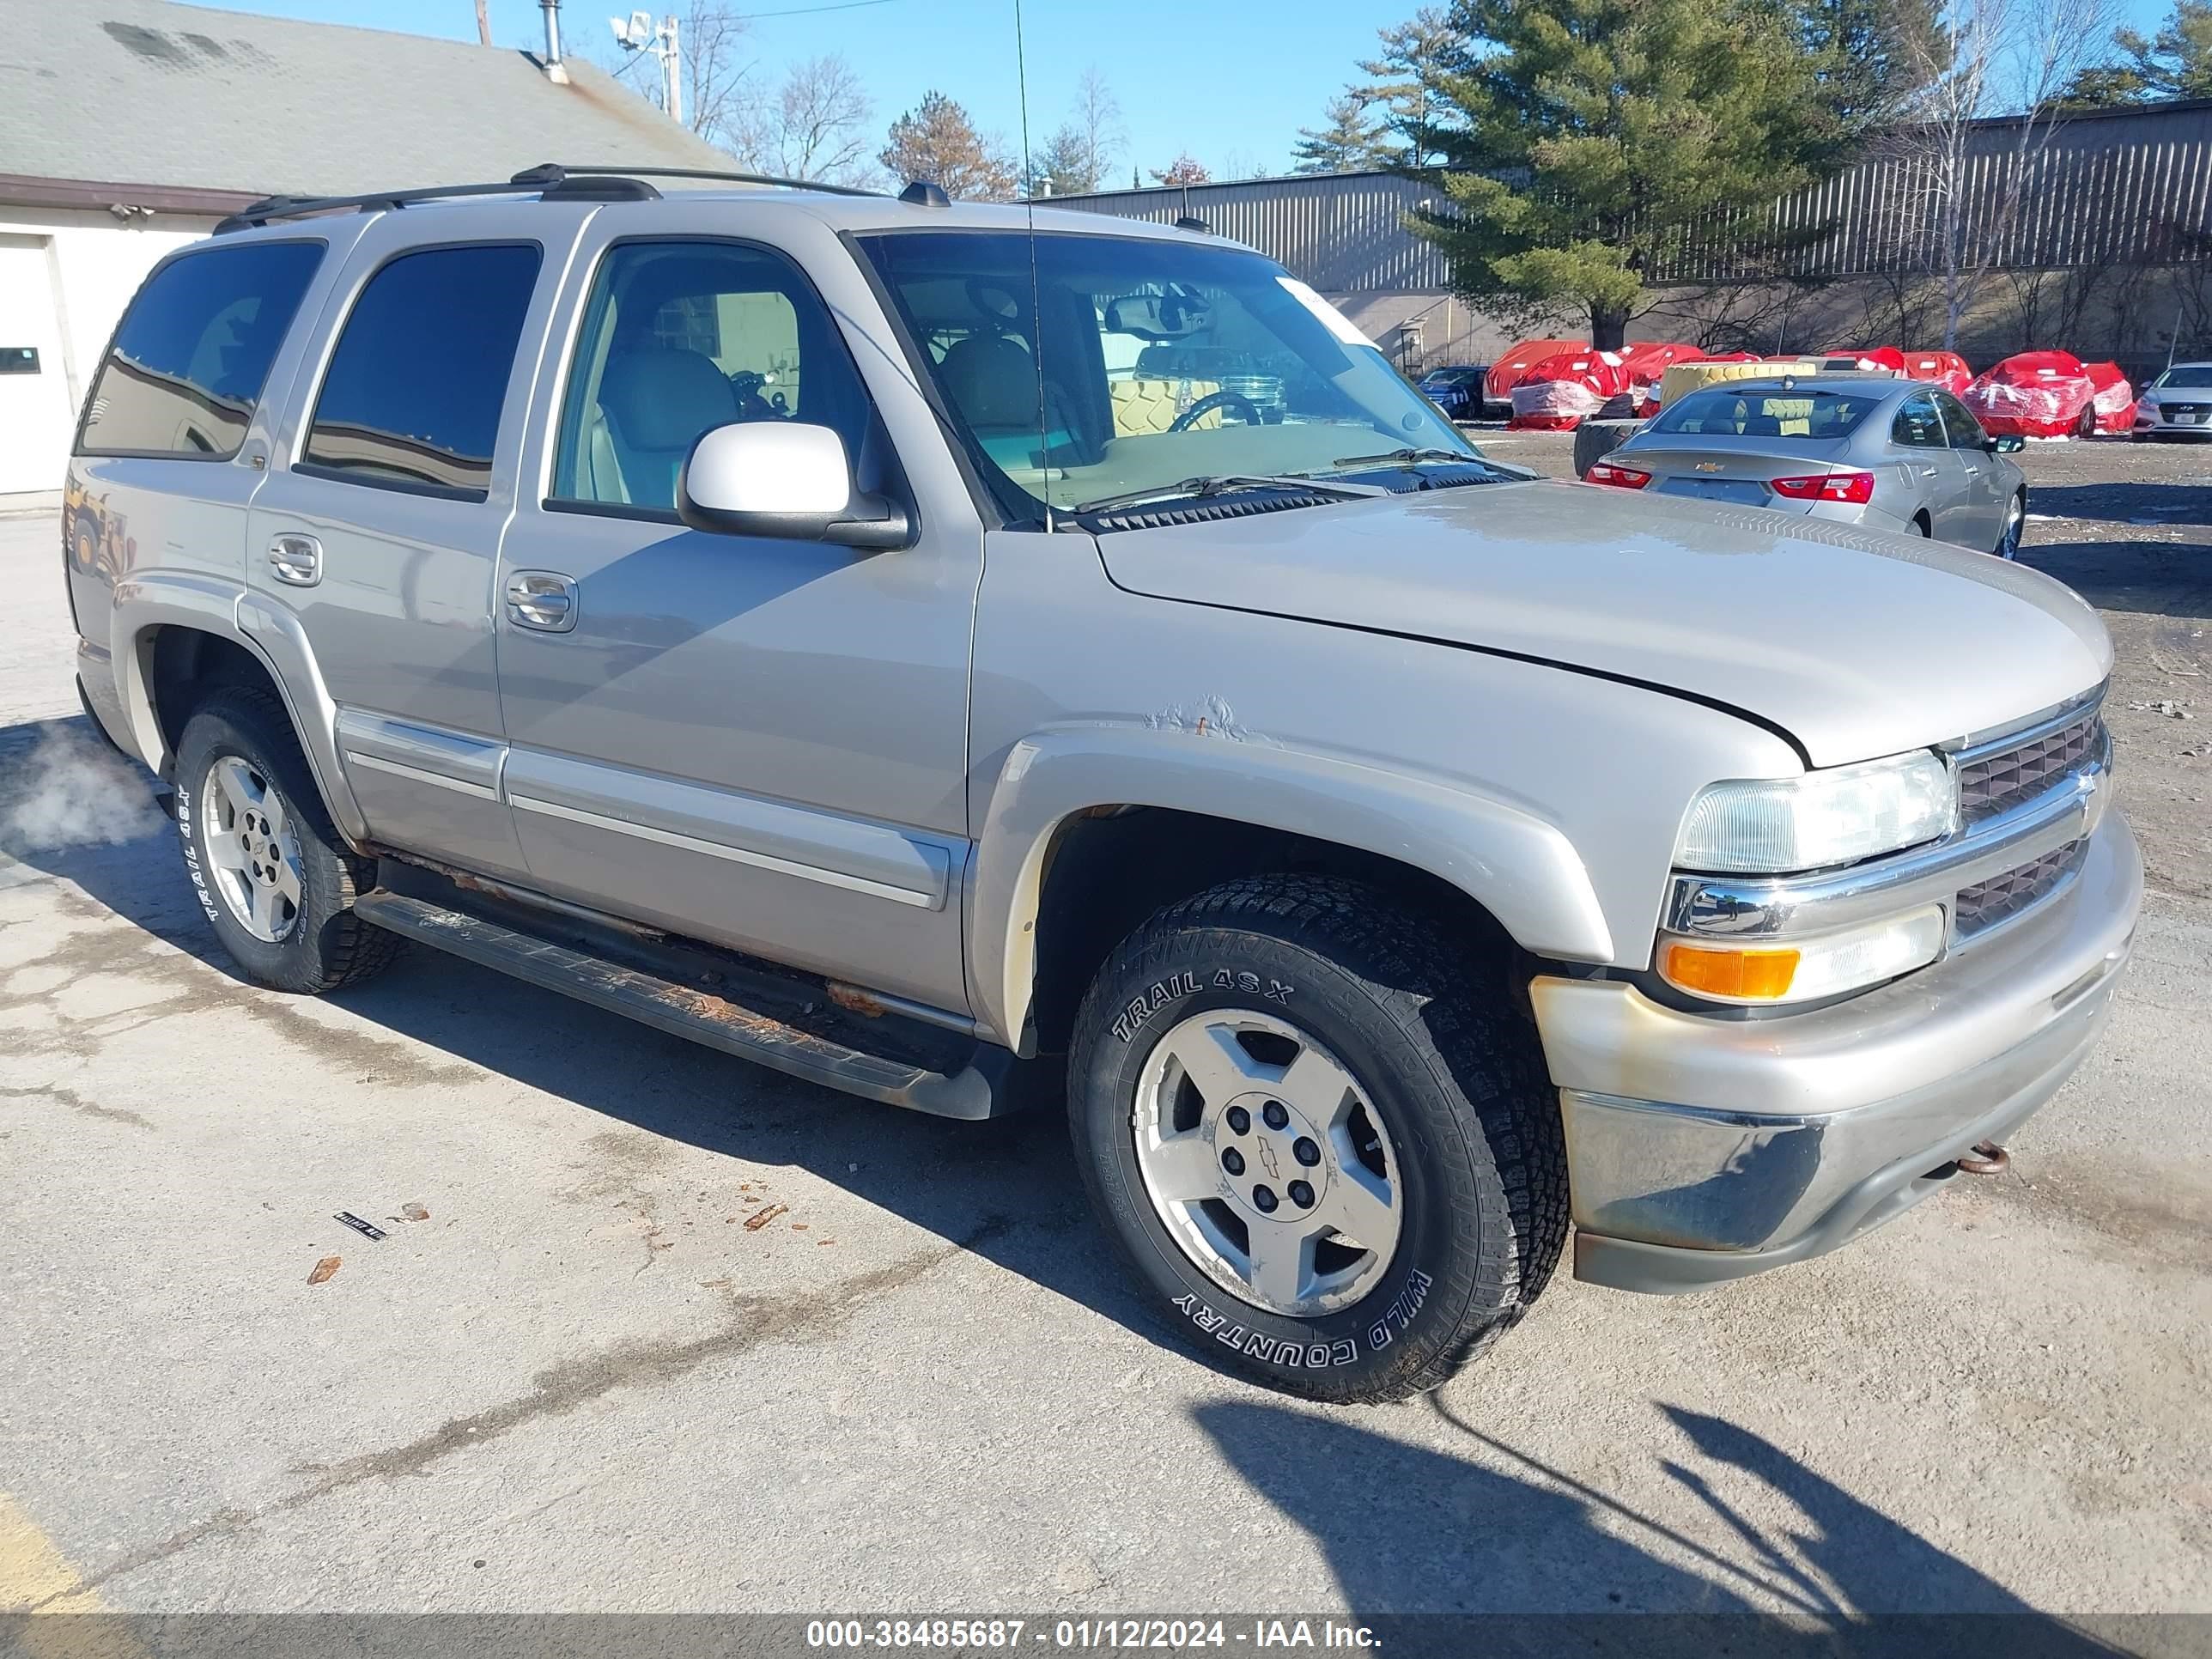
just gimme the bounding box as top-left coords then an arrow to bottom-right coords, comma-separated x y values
174,687 -> 400,994
1996,491 -> 2026,560
1069,874 -> 1567,1403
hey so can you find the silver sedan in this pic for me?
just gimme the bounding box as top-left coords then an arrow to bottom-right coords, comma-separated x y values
1589,374 -> 2029,558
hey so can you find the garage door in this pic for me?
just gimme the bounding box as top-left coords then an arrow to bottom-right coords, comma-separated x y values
0,235 -> 76,495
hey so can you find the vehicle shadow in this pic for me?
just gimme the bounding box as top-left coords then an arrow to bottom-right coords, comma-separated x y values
1194,1395 -> 2129,1656
0,714 -> 1155,1347
2014,477 -> 2212,621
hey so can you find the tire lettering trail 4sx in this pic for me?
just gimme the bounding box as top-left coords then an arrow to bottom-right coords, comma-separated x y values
1068,875 -> 1569,1404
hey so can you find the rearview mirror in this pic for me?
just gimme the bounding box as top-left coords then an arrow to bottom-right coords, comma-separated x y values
678,422 -> 911,551
1986,434 -> 2026,454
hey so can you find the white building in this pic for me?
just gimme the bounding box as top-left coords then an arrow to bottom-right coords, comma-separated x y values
0,0 -> 729,500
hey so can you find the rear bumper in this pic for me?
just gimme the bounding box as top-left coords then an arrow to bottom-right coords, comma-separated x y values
1530,807 -> 2141,1293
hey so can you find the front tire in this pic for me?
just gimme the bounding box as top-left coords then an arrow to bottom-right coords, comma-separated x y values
173,686 -> 399,994
1067,876 -> 1567,1404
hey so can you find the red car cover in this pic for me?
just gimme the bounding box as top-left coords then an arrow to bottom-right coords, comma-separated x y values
1902,350 -> 1973,397
1507,349 -> 1631,429
2085,362 -> 2136,434
1826,345 -> 1910,375
1963,350 -> 2098,438
1619,342 -> 1705,415
1485,338 -> 1587,409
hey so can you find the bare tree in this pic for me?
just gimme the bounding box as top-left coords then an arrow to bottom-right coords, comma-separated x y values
1891,0 -> 2121,347
758,55 -> 876,185
1068,68 -> 1123,192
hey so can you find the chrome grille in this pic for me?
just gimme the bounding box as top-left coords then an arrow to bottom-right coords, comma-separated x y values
1958,714 -> 2102,822
1954,839 -> 2087,938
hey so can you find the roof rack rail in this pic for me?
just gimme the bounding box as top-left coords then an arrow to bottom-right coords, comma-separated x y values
211,161 -> 895,235
213,168 -> 658,234
528,162 -> 889,199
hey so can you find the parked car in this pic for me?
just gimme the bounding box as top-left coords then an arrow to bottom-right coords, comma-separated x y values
66,168 -> 2136,1404
1416,363 -> 1488,420
2131,362 -> 2212,439
1590,374 -> 2030,558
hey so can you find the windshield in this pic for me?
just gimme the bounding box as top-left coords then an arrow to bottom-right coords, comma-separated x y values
854,230 -> 1476,518
2153,365 -> 2212,389
1648,386 -> 1881,440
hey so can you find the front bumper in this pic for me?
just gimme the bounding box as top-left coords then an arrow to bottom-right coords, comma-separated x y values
1531,806 -> 2141,1293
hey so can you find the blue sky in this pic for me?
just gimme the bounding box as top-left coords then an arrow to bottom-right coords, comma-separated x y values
192,0 -> 1419,181
199,0 -> 2174,185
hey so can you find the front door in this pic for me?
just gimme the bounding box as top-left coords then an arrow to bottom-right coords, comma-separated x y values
493,231 -> 977,1014
1888,390 -> 1966,541
245,209 -> 587,877
1936,389 -> 2005,550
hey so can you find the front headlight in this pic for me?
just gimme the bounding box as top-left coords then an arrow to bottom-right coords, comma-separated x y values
1674,750 -> 1957,874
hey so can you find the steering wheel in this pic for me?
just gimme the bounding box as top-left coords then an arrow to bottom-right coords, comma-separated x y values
1168,390 -> 1263,433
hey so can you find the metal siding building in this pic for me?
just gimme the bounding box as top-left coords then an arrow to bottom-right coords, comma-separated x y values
1052,100 -> 2212,292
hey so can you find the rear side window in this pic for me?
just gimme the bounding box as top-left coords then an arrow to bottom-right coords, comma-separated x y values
1650,386 -> 1880,441
1891,394 -> 1945,449
76,240 -> 324,459
301,242 -> 542,500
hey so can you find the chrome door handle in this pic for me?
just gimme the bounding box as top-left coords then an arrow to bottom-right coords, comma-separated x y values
268,533 -> 321,586
1917,466 -> 1939,477
506,570 -> 577,631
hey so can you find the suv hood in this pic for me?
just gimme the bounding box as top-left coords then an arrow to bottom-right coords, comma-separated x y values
1094,479 -> 2110,769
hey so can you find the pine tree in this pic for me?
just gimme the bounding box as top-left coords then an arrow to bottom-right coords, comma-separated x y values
1292,94 -> 1389,173
2066,0 -> 2212,103
1355,9 -> 1460,166
1412,0 -> 1854,348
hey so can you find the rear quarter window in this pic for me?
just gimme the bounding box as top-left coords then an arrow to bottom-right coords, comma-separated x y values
76,240 -> 325,459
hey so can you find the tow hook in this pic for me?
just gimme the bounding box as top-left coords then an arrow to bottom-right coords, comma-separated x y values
1954,1140 -> 2010,1176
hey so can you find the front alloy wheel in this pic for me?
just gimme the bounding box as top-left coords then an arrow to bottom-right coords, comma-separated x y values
1133,1009 -> 1402,1317
1068,874 -> 1568,1404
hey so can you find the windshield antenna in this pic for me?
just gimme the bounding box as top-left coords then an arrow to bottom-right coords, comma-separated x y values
1012,0 -> 1052,532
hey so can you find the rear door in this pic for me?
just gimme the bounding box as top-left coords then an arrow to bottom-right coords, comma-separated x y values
1935,389 -> 2004,550
1887,391 -> 1965,538
245,205 -> 592,877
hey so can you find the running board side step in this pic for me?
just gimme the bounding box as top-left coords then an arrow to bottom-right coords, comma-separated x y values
351,890 -> 1008,1119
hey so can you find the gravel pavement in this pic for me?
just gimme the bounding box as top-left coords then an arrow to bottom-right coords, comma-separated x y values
1,450 -> 2206,1648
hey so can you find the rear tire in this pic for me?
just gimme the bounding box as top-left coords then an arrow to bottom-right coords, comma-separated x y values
1995,490 -> 2026,560
1067,875 -> 1567,1404
173,686 -> 400,995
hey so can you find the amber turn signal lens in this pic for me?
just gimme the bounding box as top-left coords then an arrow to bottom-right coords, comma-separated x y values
1661,942 -> 1801,1000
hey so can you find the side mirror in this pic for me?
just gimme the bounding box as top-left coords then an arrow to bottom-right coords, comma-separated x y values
1986,434 -> 2026,454
677,422 -> 911,551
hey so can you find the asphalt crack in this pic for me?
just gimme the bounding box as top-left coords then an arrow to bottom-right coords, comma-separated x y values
0,1081 -> 155,1130
37,1214 -> 1009,1607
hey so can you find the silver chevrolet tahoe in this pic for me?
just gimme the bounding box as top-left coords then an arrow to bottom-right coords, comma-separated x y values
62,166 -> 2140,1403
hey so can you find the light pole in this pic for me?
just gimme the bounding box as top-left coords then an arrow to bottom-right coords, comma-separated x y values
610,11 -> 684,127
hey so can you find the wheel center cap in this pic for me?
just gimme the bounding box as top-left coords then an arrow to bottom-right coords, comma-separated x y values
1206,1090 -> 1330,1224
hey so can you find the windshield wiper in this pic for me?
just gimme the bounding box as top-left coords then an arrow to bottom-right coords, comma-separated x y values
1329,446 -> 1486,469
1069,473 -> 1389,515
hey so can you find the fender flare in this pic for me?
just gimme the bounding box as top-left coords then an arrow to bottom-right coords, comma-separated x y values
964,724 -> 1614,1048
108,574 -> 368,845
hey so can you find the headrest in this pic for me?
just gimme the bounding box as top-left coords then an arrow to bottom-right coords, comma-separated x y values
598,347 -> 738,453
940,333 -> 1040,430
